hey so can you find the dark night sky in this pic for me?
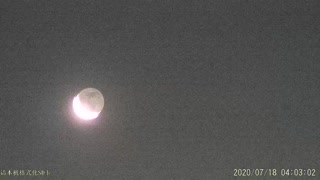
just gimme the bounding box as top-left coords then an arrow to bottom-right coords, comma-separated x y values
1,0 -> 320,179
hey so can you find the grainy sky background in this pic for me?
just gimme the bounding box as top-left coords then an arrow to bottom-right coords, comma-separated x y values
1,0 -> 319,179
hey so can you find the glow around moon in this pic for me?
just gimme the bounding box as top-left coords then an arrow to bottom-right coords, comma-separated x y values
73,88 -> 104,120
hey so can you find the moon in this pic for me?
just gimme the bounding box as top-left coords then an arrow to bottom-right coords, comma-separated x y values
73,88 -> 104,120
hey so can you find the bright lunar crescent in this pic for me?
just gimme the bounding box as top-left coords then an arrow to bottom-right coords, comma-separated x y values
73,88 -> 104,120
